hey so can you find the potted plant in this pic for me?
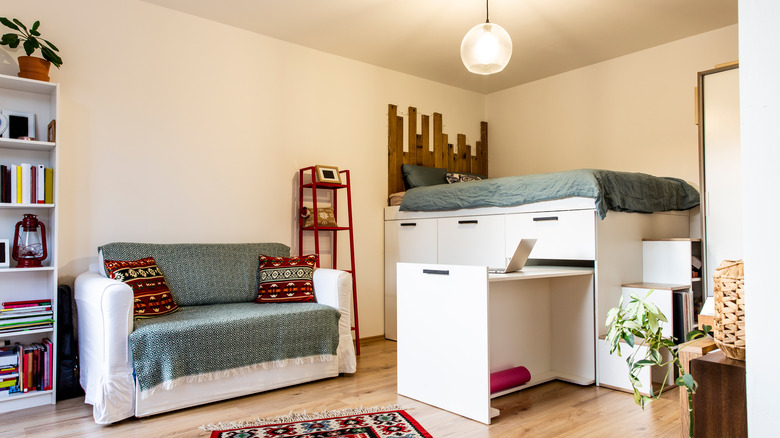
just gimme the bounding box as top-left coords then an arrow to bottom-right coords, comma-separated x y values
0,17 -> 63,82
605,290 -> 711,438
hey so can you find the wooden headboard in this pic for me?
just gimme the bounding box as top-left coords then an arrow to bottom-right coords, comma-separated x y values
387,104 -> 488,196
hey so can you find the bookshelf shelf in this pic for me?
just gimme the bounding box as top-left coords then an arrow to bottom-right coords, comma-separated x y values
0,73 -> 59,413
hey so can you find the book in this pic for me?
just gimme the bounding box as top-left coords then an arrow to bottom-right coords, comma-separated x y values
37,165 -> 45,204
0,164 -> 6,203
10,165 -> 18,204
44,168 -> 53,204
30,164 -> 37,204
20,163 -> 30,205
2,299 -> 52,308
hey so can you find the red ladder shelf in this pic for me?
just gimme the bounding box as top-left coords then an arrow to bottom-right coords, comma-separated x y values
298,166 -> 360,354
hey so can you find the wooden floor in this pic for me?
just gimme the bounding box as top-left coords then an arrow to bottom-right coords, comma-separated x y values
1,338 -> 682,437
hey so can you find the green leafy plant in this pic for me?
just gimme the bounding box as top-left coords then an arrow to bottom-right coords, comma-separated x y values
605,290 -> 710,438
0,17 -> 62,68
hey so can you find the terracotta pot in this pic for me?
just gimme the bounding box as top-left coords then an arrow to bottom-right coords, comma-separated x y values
17,56 -> 51,82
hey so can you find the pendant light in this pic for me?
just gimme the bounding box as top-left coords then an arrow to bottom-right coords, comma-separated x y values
460,0 -> 513,75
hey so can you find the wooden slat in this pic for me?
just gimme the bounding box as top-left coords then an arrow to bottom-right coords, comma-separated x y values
446,137 -> 454,171
472,142 -> 480,174
421,114 -> 432,167
388,104 -> 399,195
480,121 -> 489,177
433,112 -> 444,169
408,107 -> 421,166
457,134 -> 466,173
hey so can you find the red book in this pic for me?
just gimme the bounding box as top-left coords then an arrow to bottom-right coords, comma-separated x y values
2,299 -> 52,308
30,164 -> 37,204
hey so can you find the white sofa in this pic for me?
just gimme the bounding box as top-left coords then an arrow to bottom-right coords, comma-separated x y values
74,242 -> 357,424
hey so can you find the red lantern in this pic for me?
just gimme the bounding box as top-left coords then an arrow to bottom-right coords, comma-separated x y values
12,214 -> 47,268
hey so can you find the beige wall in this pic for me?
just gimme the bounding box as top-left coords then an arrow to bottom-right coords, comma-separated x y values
1,0 -> 486,338
486,25 -> 738,186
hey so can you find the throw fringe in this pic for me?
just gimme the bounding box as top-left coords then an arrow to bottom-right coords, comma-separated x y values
199,404 -> 403,431
139,354 -> 336,399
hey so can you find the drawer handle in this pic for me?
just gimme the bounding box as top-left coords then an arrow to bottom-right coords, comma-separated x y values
400,222 -> 417,227
533,216 -> 559,222
423,269 -> 450,276
458,220 -> 479,225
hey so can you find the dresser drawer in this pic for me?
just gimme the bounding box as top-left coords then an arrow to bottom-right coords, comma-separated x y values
438,215 -> 505,268
505,210 -> 596,260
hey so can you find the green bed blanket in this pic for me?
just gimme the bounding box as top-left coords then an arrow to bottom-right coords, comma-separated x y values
399,169 -> 700,219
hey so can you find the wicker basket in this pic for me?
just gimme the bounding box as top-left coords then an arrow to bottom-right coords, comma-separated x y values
712,259 -> 745,361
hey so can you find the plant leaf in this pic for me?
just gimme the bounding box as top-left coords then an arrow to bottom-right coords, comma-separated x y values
31,21 -> 39,32
1,33 -> 18,44
40,46 -> 63,68
41,38 -> 59,52
0,17 -> 20,31
22,38 -> 37,56
12,18 -> 27,33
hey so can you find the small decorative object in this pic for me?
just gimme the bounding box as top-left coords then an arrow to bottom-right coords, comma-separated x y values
712,259 -> 745,360
0,113 -> 7,136
605,290 -> 710,438
0,238 -> 9,268
304,206 -> 338,228
47,119 -> 56,142
12,213 -> 47,268
315,165 -> 341,184
0,17 -> 63,82
1,110 -> 35,139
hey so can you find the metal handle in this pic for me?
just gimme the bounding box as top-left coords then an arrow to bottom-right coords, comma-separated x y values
423,269 -> 450,276
458,220 -> 478,225
533,216 -> 559,222
400,222 -> 417,227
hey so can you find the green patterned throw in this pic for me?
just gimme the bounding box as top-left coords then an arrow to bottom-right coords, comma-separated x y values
130,302 -> 341,393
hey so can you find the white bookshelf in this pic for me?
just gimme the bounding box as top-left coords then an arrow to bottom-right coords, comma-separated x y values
0,73 -> 59,413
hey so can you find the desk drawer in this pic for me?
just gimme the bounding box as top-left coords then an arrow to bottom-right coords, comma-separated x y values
505,210 -> 596,260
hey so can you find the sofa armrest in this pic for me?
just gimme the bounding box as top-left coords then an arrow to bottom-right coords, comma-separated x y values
74,265 -> 136,424
313,268 -> 357,373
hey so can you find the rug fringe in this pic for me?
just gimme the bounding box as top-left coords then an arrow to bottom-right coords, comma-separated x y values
200,404 -> 403,431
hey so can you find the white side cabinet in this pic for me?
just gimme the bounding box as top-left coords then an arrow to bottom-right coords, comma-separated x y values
0,74 -> 59,413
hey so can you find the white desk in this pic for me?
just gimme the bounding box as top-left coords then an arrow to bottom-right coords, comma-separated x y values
396,263 -> 595,424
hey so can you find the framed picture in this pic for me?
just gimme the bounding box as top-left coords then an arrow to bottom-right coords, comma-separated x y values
0,239 -> 9,268
47,119 -> 56,142
1,110 -> 36,140
315,165 -> 342,184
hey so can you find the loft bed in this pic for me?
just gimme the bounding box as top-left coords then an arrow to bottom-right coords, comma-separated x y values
386,104 -> 699,218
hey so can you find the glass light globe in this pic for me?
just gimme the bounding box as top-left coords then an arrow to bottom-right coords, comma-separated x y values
460,22 -> 513,75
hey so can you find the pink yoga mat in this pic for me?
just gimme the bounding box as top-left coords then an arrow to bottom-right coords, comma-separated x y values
490,366 -> 531,393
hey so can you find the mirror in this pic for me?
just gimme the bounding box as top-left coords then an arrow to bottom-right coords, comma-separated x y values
697,63 -> 742,299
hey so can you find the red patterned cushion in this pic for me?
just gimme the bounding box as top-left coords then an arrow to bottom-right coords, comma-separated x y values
104,257 -> 179,318
256,254 -> 318,303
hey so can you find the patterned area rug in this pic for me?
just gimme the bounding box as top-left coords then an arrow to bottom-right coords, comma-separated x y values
203,406 -> 432,438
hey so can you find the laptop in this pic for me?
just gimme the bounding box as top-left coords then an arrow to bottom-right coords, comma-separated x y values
488,238 -> 537,274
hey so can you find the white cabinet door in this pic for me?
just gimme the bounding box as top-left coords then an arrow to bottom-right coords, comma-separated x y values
437,215 -> 505,268
505,210 -> 596,260
384,218 -> 437,340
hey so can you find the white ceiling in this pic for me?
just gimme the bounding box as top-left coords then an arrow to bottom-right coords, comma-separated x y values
141,0 -> 737,94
